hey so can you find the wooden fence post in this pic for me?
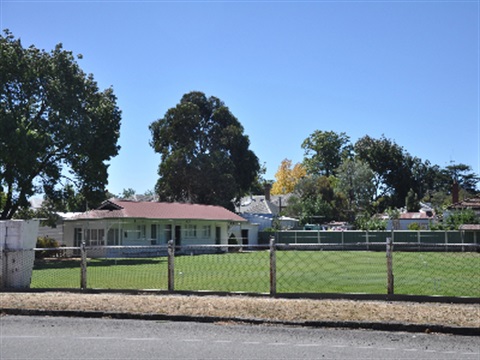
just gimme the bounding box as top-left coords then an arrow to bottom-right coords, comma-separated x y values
80,241 -> 87,290
270,236 -> 276,296
168,240 -> 175,292
386,237 -> 394,295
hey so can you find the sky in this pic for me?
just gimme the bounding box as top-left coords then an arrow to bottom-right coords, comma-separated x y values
1,0 -> 479,196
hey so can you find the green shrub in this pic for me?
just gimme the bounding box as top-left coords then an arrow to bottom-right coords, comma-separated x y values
408,222 -> 421,230
35,237 -> 60,259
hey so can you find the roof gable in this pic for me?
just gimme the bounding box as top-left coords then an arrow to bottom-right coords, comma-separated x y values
98,200 -> 123,211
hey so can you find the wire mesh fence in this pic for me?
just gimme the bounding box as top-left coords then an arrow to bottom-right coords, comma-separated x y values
275,246 -> 388,294
174,246 -> 270,293
392,243 -> 480,297
3,241 -> 479,298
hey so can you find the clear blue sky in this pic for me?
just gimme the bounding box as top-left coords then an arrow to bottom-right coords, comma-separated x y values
2,0 -> 479,196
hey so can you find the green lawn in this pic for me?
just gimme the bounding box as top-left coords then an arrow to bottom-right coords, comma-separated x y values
31,251 -> 480,297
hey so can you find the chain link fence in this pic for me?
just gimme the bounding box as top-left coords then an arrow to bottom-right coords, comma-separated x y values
2,240 -> 479,298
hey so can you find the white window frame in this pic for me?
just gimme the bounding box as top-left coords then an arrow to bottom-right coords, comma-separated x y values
202,225 -> 211,238
185,224 -> 197,238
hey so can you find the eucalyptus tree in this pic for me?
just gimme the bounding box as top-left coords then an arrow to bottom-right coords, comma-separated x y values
353,135 -> 412,210
149,91 -> 260,210
0,31 -> 121,219
301,130 -> 352,177
335,159 -> 376,216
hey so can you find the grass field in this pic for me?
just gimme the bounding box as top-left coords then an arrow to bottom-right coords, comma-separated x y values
31,250 -> 480,297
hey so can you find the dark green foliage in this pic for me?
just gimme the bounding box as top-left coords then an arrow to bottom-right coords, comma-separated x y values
406,188 -> 420,212
354,213 -> 387,230
149,91 -> 260,210
354,135 -> 413,210
285,176 -> 348,225
444,209 -> 479,230
302,130 -> 352,177
0,30 -> 121,219
35,236 -> 61,259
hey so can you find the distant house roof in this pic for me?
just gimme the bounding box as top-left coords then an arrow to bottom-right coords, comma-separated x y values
67,199 -> 246,222
459,224 -> 480,231
239,193 -> 293,216
448,195 -> 480,210
398,212 -> 434,220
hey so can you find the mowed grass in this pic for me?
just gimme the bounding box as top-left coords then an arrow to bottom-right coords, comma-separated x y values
31,251 -> 480,297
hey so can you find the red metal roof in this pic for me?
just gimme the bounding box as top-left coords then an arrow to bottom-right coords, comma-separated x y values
68,199 -> 246,222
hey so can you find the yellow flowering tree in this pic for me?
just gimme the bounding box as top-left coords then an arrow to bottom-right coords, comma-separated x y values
271,159 -> 306,195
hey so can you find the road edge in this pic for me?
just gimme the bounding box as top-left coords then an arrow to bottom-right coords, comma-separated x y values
1,308 -> 478,337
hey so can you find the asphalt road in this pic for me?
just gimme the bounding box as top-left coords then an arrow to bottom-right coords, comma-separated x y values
0,315 -> 478,359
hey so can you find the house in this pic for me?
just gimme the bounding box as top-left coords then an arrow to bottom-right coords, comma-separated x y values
386,212 -> 435,230
385,203 -> 436,230
238,184 -> 299,231
37,212 -> 82,246
63,199 -> 247,253
446,195 -> 480,216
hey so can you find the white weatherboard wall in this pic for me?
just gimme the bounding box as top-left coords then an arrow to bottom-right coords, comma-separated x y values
0,220 -> 39,289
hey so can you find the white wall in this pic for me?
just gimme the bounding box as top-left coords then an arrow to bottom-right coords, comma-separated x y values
0,220 -> 39,289
63,219 -> 232,247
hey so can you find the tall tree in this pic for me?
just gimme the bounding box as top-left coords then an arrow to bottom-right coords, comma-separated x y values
443,163 -> 479,195
285,175 -> 347,224
335,159 -> 376,216
149,91 -> 260,210
353,135 -> 411,209
301,130 -> 352,177
0,31 -> 121,219
271,159 -> 306,195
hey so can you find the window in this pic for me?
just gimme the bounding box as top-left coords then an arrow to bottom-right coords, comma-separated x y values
137,225 -> 146,239
151,224 -> 158,245
107,228 -> 120,246
202,225 -> 211,238
151,224 -> 157,239
185,224 -> 197,238
165,225 -> 172,242
87,229 -> 105,246
74,228 -> 82,247
98,229 -> 105,244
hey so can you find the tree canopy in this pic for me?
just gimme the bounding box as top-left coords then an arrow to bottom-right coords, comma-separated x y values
0,31 -> 121,219
301,130 -> 352,177
276,129 -> 478,223
335,158 -> 376,216
149,91 -> 260,210
285,175 -> 347,224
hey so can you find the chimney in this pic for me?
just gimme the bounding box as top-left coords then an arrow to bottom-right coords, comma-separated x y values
264,183 -> 272,202
452,180 -> 459,204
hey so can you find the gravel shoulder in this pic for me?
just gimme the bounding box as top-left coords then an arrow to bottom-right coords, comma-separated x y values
1,292 -> 479,331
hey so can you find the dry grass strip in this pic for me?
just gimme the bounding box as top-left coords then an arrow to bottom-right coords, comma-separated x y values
1,292 -> 479,328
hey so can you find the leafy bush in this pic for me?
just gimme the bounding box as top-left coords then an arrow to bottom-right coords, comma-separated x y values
35,237 -> 60,259
445,209 -> 479,229
408,222 -> 421,230
355,214 -> 386,230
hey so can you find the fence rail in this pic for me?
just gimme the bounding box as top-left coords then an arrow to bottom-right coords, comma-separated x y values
3,240 -> 479,298
259,230 -> 479,245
